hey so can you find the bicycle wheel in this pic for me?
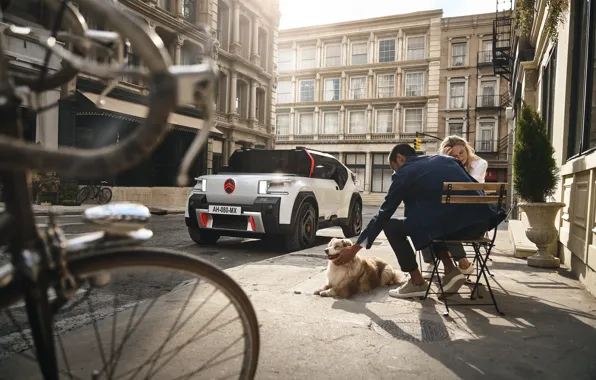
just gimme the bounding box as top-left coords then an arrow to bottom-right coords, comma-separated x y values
0,248 -> 260,379
75,186 -> 91,204
97,188 -> 112,205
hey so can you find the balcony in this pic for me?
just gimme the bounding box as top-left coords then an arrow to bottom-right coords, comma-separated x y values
274,132 -> 424,144
476,94 -> 512,109
493,15 -> 513,81
478,50 -> 493,66
475,139 -> 498,153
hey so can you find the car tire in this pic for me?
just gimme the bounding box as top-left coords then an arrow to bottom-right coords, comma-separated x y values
188,227 -> 220,245
285,201 -> 317,252
342,201 -> 363,238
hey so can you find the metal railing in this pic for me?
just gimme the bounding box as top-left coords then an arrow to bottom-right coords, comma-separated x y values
476,94 -> 501,108
475,139 -> 498,153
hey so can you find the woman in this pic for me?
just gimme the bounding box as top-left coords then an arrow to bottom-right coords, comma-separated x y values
421,136 -> 488,279
440,135 -> 488,183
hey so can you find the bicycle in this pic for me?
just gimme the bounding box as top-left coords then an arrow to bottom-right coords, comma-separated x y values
0,1 -> 259,379
76,181 -> 113,205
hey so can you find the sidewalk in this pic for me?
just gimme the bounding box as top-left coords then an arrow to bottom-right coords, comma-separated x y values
2,223 -> 596,379
0,202 -> 185,216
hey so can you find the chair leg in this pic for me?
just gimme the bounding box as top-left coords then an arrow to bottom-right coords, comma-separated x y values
470,244 -> 485,300
430,245 -> 450,316
480,256 -> 504,316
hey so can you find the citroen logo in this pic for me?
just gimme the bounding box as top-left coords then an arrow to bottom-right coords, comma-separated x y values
224,178 -> 235,194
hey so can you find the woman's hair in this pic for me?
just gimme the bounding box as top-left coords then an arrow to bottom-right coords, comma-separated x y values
439,135 -> 480,173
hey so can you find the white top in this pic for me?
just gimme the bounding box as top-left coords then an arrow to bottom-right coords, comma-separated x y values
438,154 -> 488,183
469,157 -> 488,183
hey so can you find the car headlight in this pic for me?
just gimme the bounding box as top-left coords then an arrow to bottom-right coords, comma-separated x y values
258,180 -> 290,195
195,178 -> 207,192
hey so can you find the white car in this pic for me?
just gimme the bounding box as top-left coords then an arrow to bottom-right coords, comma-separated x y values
185,147 -> 363,251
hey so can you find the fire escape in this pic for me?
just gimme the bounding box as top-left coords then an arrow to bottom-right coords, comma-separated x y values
492,0 -> 514,163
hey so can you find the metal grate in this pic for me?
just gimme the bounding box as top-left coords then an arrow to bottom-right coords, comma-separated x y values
212,215 -> 247,230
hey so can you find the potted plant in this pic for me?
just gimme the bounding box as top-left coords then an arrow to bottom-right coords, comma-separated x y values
32,172 -> 60,205
513,103 -> 564,268
58,180 -> 81,206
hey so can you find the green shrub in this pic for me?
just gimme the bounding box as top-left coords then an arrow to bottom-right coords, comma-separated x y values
513,103 -> 559,202
58,181 -> 80,205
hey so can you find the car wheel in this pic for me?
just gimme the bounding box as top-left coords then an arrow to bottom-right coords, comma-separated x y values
342,201 -> 362,238
285,201 -> 317,252
188,227 -> 220,245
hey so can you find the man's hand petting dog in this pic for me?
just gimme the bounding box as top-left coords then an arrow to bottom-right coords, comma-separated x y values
332,244 -> 361,265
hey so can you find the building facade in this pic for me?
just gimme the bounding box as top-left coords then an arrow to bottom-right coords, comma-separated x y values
502,0 -> 596,295
273,11 -> 443,202
439,12 -> 511,183
3,0 -> 280,207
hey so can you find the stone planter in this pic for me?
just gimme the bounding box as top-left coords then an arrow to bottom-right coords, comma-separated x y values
518,202 -> 565,268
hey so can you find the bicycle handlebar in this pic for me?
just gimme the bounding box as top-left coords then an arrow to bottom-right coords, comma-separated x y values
0,0 -> 217,184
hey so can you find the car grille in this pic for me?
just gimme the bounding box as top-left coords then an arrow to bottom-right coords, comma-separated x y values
212,215 -> 247,230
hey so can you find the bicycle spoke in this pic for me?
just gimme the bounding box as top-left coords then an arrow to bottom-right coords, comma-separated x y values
171,336 -> 244,380
86,290 -> 109,374
143,280 -> 202,378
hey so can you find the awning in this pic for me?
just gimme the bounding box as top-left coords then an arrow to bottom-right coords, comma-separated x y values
80,92 -> 222,135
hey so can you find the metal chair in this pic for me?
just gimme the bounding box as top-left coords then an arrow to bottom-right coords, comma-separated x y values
423,182 -> 508,317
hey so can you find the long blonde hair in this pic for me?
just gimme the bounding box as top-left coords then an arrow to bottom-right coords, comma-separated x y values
439,135 -> 480,173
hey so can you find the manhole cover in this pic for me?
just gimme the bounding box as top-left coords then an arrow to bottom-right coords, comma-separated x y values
370,318 -> 450,342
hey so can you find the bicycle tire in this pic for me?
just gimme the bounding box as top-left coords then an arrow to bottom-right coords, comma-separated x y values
97,187 -> 112,205
0,247 -> 260,380
75,186 -> 90,204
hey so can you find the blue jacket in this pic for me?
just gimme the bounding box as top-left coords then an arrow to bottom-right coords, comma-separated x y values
356,154 -> 498,250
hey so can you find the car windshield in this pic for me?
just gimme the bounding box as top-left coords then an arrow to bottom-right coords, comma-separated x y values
221,149 -> 312,176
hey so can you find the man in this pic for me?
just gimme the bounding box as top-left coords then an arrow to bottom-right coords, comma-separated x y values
333,144 -> 497,298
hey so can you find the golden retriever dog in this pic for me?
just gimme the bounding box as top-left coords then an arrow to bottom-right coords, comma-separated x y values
314,238 -> 406,298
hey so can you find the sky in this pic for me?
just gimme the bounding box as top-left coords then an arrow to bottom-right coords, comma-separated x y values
279,0 -> 506,30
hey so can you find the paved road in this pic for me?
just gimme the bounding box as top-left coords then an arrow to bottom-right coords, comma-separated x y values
0,205 -> 399,359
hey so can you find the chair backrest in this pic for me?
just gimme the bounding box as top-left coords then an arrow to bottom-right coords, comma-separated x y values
442,182 -> 508,207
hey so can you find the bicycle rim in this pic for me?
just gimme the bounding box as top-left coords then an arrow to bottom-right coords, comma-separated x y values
76,187 -> 90,204
0,248 -> 260,380
98,188 -> 112,205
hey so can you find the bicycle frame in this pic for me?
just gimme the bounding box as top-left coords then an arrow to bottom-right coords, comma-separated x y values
0,1 -> 218,378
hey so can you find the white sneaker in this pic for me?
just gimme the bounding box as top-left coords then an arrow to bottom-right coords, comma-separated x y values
388,279 -> 429,299
441,268 -> 466,295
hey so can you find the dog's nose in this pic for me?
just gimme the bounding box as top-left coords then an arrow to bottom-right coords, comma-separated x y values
324,248 -> 329,254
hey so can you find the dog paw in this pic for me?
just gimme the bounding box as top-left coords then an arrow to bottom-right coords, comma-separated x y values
319,290 -> 333,297
313,289 -> 322,295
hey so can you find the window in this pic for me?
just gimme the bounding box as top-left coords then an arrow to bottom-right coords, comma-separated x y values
299,80 -> 315,102
404,108 -> 423,133
449,81 -> 465,109
323,112 -> 339,134
351,42 -> 368,65
277,81 -> 292,103
480,80 -> 497,107
345,153 -> 366,189
300,46 -> 316,69
448,121 -> 464,136
349,77 -> 367,100
183,0 -> 196,23
371,153 -> 392,193
276,114 -> 290,135
278,49 -> 294,71
299,113 -> 314,135
324,78 -> 340,101
452,42 -> 466,66
326,44 -> 341,67
406,36 -> 425,60
377,74 -> 395,98
378,39 -> 396,62
542,47 -> 557,141
405,72 -> 424,97
477,122 -> 495,152
481,40 -> 493,63
349,111 -> 366,133
376,110 -> 393,133
568,0 -> 596,156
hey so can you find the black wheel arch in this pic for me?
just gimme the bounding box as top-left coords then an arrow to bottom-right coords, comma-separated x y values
290,191 -> 319,229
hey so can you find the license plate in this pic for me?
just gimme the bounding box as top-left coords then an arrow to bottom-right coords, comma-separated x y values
208,205 -> 242,215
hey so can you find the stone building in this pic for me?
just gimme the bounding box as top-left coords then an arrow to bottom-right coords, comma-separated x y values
273,10 -> 443,204
502,0 -> 596,295
3,0 -> 280,208
439,12 -> 511,183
